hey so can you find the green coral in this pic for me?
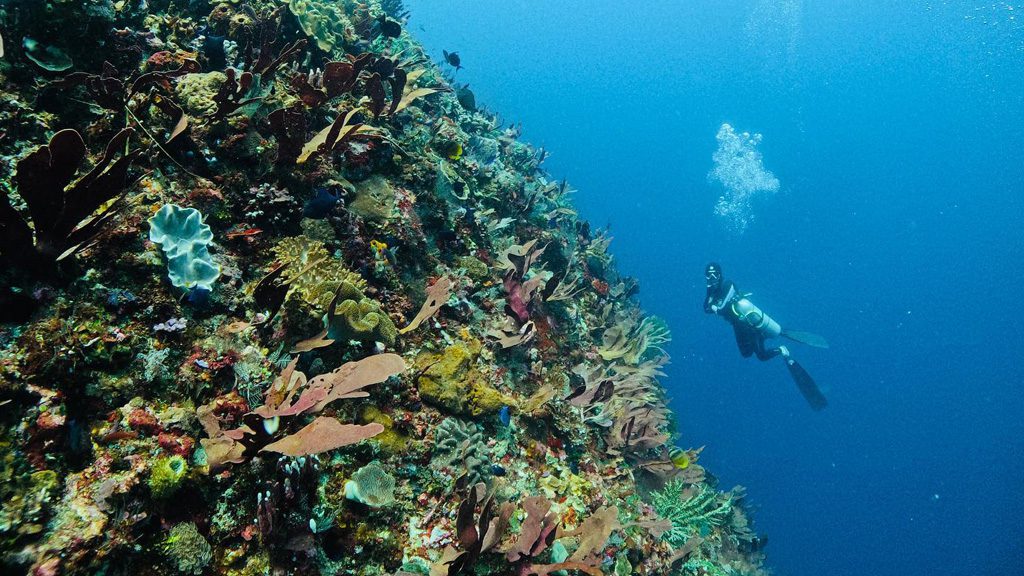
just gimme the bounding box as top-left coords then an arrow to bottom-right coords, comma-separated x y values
349,176 -> 397,223
414,339 -> 513,415
651,481 -> 736,548
327,281 -> 397,345
344,461 -> 396,507
273,236 -> 366,310
284,0 -> 354,53
149,455 -> 188,499
433,417 -> 490,486
164,522 -> 212,575
0,462 -> 58,546
360,406 -> 408,453
458,255 -> 490,281
174,72 -> 228,118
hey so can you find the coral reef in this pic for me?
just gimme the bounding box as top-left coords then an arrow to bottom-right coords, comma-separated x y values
0,2 -> 768,575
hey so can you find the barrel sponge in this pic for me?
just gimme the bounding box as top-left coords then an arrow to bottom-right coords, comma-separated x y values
149,204 -> 220,291
343,461 -> 396,507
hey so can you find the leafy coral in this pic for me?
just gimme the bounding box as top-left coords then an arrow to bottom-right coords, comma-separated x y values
326,280 -> 398,345
149,204 -> 221,291
284,0 -> 354,53
273,236 -> 366,310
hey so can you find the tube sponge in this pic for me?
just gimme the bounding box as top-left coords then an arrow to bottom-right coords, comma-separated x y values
148,204 -> 220,291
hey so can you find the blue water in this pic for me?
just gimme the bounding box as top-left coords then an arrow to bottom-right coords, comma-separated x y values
408,1 -> 1024,575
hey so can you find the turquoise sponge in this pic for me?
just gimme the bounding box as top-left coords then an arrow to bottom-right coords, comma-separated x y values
149,204 -> 220,291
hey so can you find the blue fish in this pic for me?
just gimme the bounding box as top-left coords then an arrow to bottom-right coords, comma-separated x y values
303,187 -> 342,219
498,405 -> 511,427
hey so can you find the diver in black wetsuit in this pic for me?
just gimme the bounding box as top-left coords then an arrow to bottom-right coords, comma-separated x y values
703,262 -> 830,410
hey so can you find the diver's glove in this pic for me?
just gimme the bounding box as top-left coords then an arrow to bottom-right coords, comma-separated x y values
779,345 -> 791,359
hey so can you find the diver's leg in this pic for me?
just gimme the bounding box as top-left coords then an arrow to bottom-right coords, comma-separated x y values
754,337 -> 782,361
734,325 -> 756,358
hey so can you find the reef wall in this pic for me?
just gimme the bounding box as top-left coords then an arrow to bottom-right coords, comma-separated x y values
0,2 -> 768,575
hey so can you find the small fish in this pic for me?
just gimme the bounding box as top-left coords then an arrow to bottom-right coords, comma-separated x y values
490,464 -> 506,476
443,50 -> 462,71
498,405 -> 511,426
378,14 -> 402,39
226,227 -> 263,239
669,447 -> 690,470
447,142 -> 463,161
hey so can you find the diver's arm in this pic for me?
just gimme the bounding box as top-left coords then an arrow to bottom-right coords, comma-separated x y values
705,281 -> 735,314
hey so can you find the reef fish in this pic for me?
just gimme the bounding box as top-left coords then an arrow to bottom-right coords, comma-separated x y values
303,187 -> 342,219
443,50 -> 462,70
669,447 -> 690,470
498,405 -> 511,426
378,15 -> 402,39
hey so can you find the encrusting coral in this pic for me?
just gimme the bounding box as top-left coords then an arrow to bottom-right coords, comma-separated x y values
0,1 -> 769,575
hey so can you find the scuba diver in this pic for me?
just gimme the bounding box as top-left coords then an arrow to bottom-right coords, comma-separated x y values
703,262 -> 830,410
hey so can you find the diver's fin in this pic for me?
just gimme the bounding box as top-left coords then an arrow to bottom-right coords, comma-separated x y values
782,329 -> 829,349
786,359 -> 828,411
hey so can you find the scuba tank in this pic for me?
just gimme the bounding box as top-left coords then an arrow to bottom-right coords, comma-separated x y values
732,298 -> 782,338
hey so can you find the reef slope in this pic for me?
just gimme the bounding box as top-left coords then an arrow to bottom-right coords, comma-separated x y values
0,2 -> 768,575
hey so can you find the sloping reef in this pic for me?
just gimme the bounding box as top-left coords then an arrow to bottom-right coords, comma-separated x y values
0,2 -> 768,575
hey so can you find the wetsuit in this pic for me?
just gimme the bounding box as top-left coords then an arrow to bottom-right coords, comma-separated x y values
704,279 -> 784,361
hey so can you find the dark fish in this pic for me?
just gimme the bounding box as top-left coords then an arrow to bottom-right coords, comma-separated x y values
303,187 -> 342,219
378,14 -> 401,39
498,405 -> 511,426
490,464 -> 506,476
202,32 -> 227,70
443,50 -> 462,70
456,84 -> 476,111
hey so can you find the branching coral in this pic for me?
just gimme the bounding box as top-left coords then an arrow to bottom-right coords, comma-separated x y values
651,481 -> 737,548
433,417 -> 491,486
598,314 -> 671,366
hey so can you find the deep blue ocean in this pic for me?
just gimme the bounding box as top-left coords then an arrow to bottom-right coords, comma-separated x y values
408,1 -> 1023,575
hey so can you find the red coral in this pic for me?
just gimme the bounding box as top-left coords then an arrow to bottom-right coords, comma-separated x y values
158,432 -> 195,456
211,390 -> 250,419
127,408 -> 161,434
26,411 -> 66,468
